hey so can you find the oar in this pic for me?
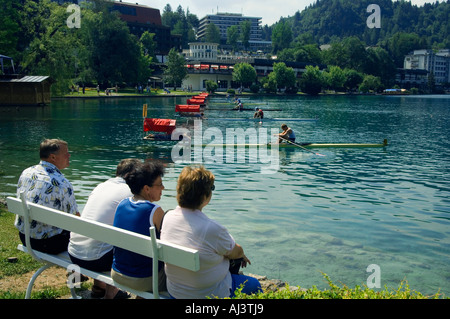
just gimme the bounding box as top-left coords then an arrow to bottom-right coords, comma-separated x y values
278,136 -> 326,156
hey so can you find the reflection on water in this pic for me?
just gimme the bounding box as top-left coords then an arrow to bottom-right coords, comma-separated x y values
0,95 -> 449,296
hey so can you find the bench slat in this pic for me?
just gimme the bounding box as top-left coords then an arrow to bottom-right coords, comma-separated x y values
6,196 -> 199,271
7,195 -> 198,299
17,244 -> 169,299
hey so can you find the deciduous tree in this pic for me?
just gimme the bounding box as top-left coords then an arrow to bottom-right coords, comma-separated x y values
206,23 -> 221,44
227,25 -> 240,52
232,63 -> 257,89
164,48 -> 188,90
300,65 -> 324,95
272,62 -> 296,91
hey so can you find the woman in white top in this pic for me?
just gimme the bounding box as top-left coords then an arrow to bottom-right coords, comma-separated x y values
68,158 -> 141,299
161,165 -> 261,299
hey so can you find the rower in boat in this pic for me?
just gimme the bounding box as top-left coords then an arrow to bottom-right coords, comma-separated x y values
277,124 -> 296,143
253,108 -> 264,119
233,102 -> 244,111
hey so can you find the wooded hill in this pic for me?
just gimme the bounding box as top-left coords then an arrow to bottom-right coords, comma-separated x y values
267,0 -> 449,48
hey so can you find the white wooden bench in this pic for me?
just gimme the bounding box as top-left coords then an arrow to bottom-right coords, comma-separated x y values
6,192 -> 200,299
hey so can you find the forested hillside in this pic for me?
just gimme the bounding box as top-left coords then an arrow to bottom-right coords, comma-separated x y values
277,0 -> 449,47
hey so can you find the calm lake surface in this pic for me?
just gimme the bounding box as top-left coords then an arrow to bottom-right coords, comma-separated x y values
1,94 -> 449,296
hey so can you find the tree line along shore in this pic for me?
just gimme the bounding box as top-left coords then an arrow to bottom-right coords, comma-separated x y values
2,0 -> 449,98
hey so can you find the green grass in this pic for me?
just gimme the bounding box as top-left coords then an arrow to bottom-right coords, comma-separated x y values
0,207 -> 40,279
60,87 -> 205,98
0,204 -> 90,299
0,286 -> 75,299
232,273 -> 445,299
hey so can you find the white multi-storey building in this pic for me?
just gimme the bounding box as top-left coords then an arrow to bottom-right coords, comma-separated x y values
404,49 -> 450,84
187,43 -> 219,61
196,13 -> 271,52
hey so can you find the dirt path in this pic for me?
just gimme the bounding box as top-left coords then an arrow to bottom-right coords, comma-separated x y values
0,266 -> 93,298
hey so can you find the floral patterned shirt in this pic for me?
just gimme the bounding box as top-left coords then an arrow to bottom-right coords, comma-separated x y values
15,161 -> 78,239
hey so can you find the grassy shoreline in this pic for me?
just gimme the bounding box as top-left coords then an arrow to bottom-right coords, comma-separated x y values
54,87 -> 383,99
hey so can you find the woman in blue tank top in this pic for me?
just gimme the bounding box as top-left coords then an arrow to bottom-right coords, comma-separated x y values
111,161 -> 167,294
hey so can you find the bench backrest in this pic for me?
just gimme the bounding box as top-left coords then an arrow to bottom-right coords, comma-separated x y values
6,194 -> 200,285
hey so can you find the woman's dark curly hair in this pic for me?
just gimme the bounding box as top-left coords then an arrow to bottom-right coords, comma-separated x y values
124,161 -> 165,195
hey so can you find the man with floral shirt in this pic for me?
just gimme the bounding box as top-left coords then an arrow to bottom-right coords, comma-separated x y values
15,138 -> 79,254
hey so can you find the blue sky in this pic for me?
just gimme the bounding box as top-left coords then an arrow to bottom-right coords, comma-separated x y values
135,0 -> 445,26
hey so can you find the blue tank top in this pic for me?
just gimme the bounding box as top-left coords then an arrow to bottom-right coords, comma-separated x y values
112,198 -> 162,278
287,128 -> 296,139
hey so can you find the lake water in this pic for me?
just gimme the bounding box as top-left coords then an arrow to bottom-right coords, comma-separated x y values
0,94 -> 449,296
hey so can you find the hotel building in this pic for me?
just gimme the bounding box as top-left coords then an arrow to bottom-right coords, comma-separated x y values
403,49 -> 450,85
197,13 -> 271,52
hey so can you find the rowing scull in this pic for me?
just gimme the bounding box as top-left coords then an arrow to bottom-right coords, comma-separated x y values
205,118 -> 318,122
201,140 -> 388,148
